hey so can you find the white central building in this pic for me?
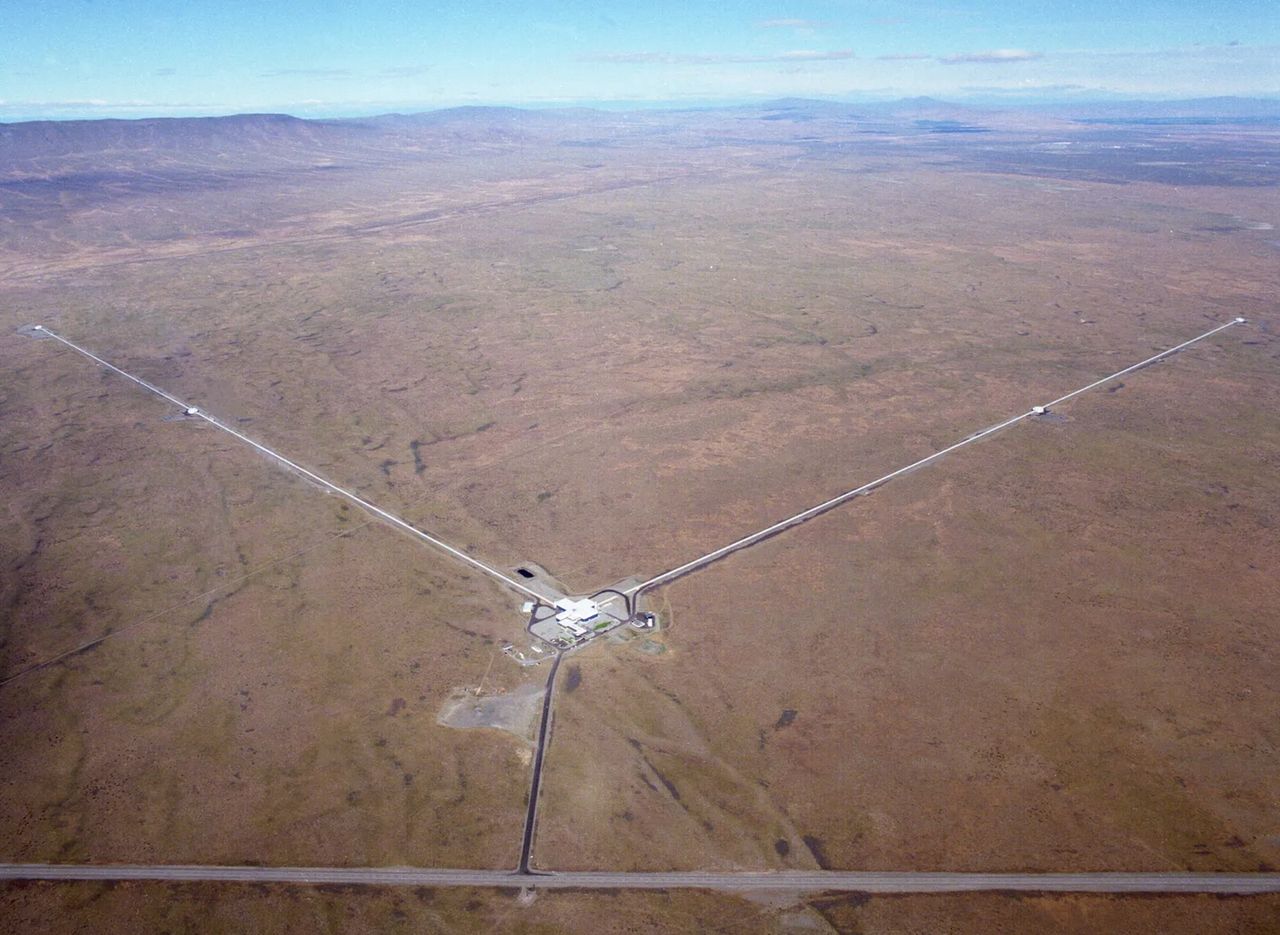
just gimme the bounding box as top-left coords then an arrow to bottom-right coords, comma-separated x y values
554,597 -> 602,636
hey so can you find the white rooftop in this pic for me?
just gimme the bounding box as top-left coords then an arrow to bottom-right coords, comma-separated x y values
554,597 -> 601,623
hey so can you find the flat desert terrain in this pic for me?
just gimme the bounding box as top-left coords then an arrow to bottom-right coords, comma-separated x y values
1,100 -> 1277,931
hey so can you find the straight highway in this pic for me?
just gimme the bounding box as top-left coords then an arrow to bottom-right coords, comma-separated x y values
1,864 -> 1277,894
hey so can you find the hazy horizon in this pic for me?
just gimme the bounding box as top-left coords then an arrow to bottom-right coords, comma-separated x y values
4,90 -> 1280,126
3,0 -> 1277,121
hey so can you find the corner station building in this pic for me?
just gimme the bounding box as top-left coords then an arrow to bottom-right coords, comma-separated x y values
553,597 -> 602,636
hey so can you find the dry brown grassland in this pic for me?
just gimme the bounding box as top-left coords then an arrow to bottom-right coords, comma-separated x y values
1,114 -> 1276,930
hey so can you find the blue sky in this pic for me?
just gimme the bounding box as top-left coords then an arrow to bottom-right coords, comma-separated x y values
1,0 -> 1277,119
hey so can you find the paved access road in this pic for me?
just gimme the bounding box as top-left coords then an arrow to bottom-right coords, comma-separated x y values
518,650 -> 564,873
2,865 -> 1277,894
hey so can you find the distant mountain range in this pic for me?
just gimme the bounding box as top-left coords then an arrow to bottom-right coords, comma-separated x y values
1033,96 -> 1280,118
5,94 -> 1280,138
3,93 -> 1275,277
0,113 -> 361,162
2,96 -> 1277,179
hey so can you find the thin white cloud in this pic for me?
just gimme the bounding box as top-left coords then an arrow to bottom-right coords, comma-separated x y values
380,65 -> 432,78
757,18 -> 830,30
0,99 -> 236,118
961,83 -> 1087,93
778,49 -> 853,61
878,53 -> 932,61
582,49 -> 854,65
940,49 -> 1042,64
259,68 -> 353,79
1060,41 -> 1278,59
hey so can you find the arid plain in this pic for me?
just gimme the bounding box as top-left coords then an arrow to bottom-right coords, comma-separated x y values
1,101 -> 1278,931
